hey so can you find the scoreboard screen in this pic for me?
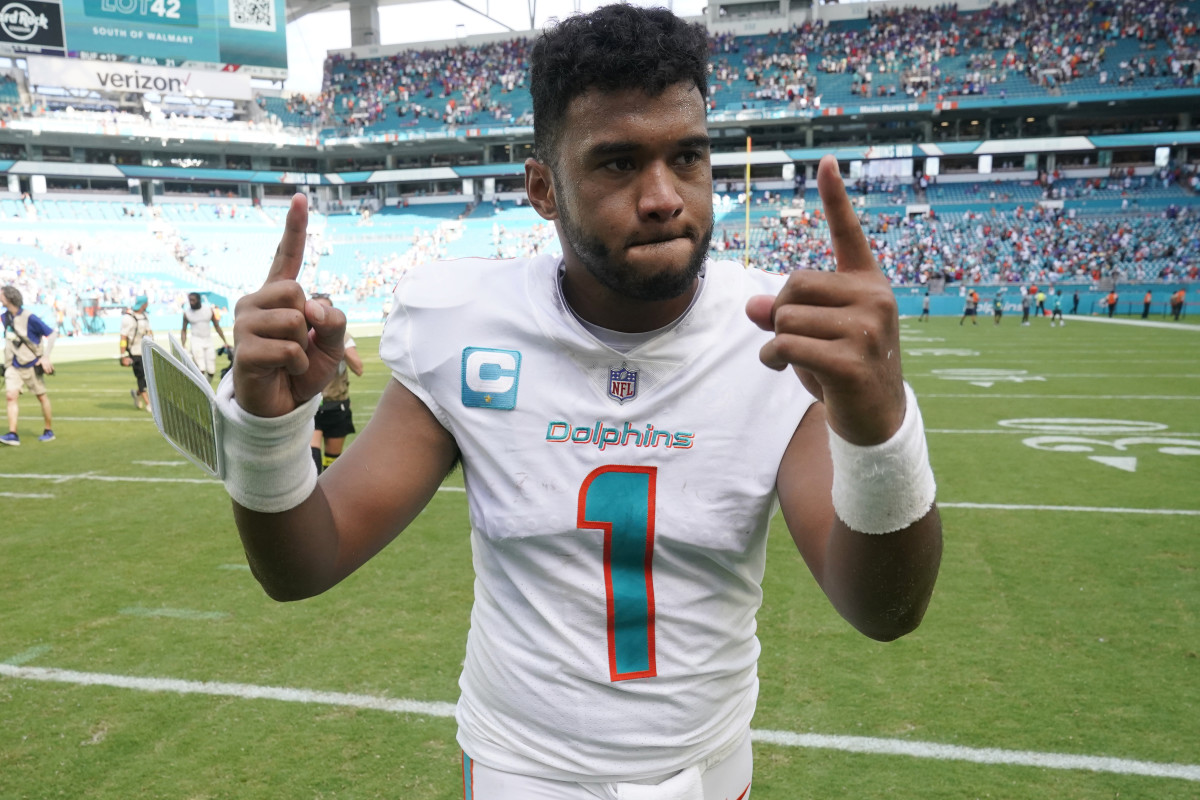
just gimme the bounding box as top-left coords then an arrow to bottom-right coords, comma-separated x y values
0,0 -> 287,78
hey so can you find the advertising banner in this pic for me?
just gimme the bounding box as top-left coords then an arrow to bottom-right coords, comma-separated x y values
0,0 -> 66,56
26,55 -> 253,99
54,0 -> 287,78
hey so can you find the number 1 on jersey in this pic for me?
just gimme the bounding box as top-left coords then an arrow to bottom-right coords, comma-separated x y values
578,466 -> 657,682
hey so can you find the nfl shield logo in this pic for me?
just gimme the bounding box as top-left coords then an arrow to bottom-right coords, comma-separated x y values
608,366 -> 638,403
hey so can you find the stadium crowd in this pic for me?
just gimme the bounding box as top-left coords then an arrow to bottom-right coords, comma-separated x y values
0,0 -> 1191,136
734,198 -> 1198,284
313,38 -> 532,130
716,0 -> 1199,107
261,0 -> 1200,132
4,189 -> 1195,325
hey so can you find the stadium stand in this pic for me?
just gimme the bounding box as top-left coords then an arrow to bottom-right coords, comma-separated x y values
288,0 -> 1200,135
0,0 -> 1197,331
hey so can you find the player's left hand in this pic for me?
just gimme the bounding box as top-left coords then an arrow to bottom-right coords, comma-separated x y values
746,154 -> 905,446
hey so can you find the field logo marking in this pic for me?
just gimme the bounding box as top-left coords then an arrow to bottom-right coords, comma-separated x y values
998,418 -> 1200,473
933,368 -> 1045,388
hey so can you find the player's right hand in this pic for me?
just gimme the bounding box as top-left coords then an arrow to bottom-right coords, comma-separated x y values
232,193 -> 346,418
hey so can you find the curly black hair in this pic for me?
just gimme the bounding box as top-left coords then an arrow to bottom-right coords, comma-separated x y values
530,4 -> 709,165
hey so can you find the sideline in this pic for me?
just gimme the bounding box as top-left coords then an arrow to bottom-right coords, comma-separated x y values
2,663 -> 1197,783
1065,316 -> 1200,331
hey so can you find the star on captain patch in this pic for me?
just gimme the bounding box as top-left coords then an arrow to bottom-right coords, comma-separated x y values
608,365 -> 638,404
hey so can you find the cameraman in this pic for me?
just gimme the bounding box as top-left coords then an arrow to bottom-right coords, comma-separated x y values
1,285 -> 56,445
120,295 -> 153,412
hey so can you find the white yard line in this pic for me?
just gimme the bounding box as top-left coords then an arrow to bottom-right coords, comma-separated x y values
921,394 -> 1199,401
1,473 -> 1190,511
1065,317 -> 1200,331
0,471 -> 467,492
938,502 -> 1200,516
906,373 -> 1200,379
0,664 -> 458,718
926,429 -> 1200,436
0,472 -> 221,486
1,663 -> 1196,783
119,608 -> 230,621
751,728 -> 1200,782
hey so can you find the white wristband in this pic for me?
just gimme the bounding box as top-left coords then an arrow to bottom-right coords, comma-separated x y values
215,373 -> 322,513
828,382 -> 937,534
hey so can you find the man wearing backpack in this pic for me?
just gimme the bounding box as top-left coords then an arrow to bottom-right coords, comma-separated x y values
120,295 -> 153,412
1,285 -> 56,445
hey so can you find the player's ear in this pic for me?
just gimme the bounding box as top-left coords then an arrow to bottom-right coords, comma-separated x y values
525,157 -> 559,221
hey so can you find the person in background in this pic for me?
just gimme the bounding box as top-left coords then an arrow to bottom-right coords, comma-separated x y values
1170,288 -> 1186,321
1142,289 -> 1153,319
1107,289 -> 1119,318
1050,293 -> 1065,327
309,294 -> 363,474
1,285 -> 56,445
960,288 -> 979,325
181,292 -> 231,386
918,290 -> 930,321
120,295 -> 153,412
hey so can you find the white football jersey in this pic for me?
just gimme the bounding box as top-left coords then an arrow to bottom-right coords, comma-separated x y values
380,254 -> 817,782
183,305 -> 216,340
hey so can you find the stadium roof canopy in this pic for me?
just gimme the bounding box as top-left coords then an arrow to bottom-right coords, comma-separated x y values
286,0 -> 535,31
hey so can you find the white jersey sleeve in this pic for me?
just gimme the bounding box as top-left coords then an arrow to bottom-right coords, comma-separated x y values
380,255 -> 816,782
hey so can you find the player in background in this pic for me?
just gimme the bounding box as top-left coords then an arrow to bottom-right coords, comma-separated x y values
181,292 -> 230,385
308,294 -> 363,474
1050,293 -> 1065,327
218,6 -> 942,798
119,295 -> 153,411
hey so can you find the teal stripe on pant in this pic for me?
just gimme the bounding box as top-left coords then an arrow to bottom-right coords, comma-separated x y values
462,752 -> 473,799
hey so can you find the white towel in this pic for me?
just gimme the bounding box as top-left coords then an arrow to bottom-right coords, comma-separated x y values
616,766 -> 704,800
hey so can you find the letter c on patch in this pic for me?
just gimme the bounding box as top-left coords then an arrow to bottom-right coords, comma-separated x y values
462,347 -> 521,410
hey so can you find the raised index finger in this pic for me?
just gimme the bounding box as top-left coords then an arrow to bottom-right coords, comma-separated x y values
816,155 -> 877,274
265,192 -> 309,285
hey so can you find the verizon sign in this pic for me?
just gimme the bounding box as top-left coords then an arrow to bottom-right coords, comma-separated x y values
26,56 -> 252,100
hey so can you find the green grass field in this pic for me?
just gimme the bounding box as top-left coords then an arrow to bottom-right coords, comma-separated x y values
2,314 -> 1198,799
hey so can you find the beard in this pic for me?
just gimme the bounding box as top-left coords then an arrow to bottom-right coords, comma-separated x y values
556,192 -> 713,303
